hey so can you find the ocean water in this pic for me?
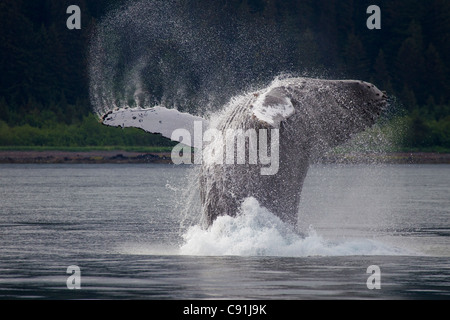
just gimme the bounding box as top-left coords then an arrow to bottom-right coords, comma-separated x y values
0,163 -> 449,300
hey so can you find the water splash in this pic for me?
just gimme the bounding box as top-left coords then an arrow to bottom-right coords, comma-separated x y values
88,0 -> 321,118
179,197 -> 408,257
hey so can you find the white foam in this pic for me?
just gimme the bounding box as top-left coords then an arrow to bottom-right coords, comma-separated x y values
179,197 -> 408,257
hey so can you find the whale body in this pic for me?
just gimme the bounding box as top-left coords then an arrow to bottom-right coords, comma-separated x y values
101,77 -> 387,228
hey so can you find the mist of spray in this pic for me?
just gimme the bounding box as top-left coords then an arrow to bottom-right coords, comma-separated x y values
88,0 -> 305,118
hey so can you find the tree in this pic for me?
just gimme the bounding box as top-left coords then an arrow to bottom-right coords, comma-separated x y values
424,43 -> 448,104
0,0 -> 36,106
426,0 -> 450,72
342,33 -> 369,79
406,110 -> 432,148
373,49 -> 393,93
400,85 -> 418,111
395,20 -> 425,104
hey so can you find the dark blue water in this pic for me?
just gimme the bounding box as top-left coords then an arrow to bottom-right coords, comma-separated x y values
0,163 -> 449,299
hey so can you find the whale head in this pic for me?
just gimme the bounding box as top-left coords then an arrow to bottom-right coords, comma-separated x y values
314,79 -> 388,149
333,79 -> 388,123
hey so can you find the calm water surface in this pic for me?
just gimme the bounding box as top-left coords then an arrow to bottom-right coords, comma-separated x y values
0,163 -> 449,299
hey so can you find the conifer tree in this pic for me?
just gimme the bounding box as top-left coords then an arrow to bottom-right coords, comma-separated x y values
395,21 -> 426,104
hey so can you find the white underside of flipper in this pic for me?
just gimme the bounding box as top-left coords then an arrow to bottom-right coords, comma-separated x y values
102,106 -> 208,147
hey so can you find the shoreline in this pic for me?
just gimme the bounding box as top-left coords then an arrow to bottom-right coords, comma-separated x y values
0,150 -> 450,165
0,150 -> 173,164
317,152 -> 450,165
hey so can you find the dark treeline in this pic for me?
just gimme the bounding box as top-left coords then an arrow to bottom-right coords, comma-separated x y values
0,0 -> 449,149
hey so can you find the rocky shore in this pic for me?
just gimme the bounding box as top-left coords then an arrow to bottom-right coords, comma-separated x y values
318,152 -> 450,165
0,150 -> 449,165
0,150 -> 173,164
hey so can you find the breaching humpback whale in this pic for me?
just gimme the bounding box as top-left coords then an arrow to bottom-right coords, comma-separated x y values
101,77 -> 387,228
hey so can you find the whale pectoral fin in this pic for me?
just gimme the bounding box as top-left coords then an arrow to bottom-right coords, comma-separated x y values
251,87 -> 295,128
101,107 -> 208,147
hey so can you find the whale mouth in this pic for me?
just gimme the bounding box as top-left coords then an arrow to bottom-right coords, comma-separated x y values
377,92 -> 391,116
361,83 -> 390,120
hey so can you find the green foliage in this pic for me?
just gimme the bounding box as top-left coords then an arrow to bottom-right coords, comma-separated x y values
0,112 -> 176,148
0,0 -> 449,150
403,109 -> 450,149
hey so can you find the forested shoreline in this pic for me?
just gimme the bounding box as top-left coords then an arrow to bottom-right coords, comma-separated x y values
0,0 -> 449,151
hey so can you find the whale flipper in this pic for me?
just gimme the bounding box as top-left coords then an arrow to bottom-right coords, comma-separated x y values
102,106 -> 208,147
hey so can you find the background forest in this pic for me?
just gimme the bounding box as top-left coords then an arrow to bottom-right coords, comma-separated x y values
0,0 -> 449,151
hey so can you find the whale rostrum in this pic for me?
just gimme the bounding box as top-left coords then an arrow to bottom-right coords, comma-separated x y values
101,77 -> 388,228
